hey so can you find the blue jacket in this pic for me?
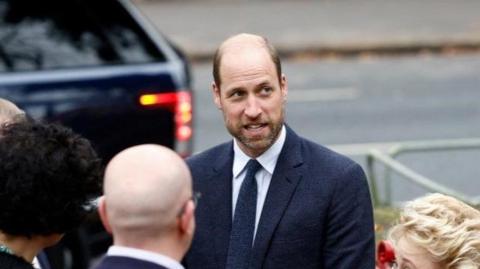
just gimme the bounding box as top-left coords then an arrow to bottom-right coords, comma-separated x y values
183,126 -> 375,269
93,256 -> 168,269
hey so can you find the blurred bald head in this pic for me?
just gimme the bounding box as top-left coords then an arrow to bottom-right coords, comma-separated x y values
213,33 -> 282,87
102,144 -> 193,245
0,98 -> 25,126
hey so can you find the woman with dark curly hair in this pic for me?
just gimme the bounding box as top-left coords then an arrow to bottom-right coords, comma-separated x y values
0,120 -> 103,269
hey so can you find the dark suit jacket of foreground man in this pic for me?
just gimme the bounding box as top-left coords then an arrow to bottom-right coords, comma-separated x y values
94,256 -> 168,269
184,126 -> 375,269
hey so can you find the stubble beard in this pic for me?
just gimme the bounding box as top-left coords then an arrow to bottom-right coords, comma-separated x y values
226,110 -> 284,157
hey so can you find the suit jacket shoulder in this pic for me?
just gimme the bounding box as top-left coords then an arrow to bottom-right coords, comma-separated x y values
298,134 -> 363,177
187,141 -> 232,168
287,130 -> 374,269
186,141 -> 233,185
0,252 -> 35,269
92,256 -> 168,269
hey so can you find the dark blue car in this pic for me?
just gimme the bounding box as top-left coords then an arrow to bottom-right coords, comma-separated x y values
0,0 -> 193,162
0,0 -> 193,267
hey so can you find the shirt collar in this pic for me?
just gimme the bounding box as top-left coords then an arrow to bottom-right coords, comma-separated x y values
233,125 -> 286,177
107,245 -> 184,269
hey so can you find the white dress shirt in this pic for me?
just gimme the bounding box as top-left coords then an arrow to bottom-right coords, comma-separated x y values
232,125 -> 286,238
32,257 -> 41,269
107,246 -> 184,269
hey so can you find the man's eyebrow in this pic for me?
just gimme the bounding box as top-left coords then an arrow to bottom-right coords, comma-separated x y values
224,86 -> 245,95
256,81 -> 272,89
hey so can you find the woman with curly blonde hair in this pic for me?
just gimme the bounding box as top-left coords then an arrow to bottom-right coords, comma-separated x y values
388,193 -> 480,269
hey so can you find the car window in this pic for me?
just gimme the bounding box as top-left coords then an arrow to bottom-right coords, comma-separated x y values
0,0 -> 166,72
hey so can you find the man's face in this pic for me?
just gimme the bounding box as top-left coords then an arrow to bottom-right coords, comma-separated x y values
213,46 -> 287,157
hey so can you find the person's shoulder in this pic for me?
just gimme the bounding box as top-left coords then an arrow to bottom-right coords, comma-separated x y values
288,129 -> 361,177
0,252 -> 34,269
296,136 -> 367,187
92,255 -> 167,269
186,141 -> 232,167
284,126 -> 355,167
303,137 -> 355,166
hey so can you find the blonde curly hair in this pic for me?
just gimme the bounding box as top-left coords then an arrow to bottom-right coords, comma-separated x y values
388,193 -> 480,269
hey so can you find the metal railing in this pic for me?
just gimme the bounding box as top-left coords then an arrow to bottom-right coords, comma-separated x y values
367,138 -> 480,207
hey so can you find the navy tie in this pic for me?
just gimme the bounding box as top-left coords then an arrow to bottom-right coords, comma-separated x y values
226,159 -> 262,269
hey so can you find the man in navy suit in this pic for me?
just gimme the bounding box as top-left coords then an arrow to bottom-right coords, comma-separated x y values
94,145 -> 196,269
183,33 -> 375,269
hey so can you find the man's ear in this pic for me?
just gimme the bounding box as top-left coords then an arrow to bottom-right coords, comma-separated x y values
281,74 -> 288,102
212,82 -> 222,110
97,196 -> 113,234
179,200 -> 195,236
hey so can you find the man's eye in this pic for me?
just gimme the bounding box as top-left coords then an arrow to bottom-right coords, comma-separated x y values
260,87 -> 272,95
229,91 -> 244,98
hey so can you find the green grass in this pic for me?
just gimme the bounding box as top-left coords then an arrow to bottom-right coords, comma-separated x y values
374,206 -> 400,243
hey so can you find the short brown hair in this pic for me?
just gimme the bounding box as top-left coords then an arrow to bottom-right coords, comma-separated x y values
212,36 -> 282,87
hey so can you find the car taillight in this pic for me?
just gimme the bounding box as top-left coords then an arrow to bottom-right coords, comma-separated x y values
139,91 -> 193,156
174,92 -> 192,141
139,93 -> 178,106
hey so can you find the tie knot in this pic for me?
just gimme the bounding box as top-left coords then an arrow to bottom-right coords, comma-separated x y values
245,159 -> 261,177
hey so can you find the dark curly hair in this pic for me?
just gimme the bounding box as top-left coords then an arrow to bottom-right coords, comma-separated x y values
0,121 -> 103,236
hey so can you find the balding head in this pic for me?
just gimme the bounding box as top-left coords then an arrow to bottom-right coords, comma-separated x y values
100,144 -> 193,249
213,33 -> 282,87
0,98 -> 25,126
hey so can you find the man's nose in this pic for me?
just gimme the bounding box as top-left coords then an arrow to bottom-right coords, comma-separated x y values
244,96 -> 262,118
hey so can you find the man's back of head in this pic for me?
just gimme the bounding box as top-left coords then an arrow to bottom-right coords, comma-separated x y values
99,144 -> 195,262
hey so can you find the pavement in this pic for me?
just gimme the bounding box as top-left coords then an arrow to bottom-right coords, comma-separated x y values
133,0 -> 480,61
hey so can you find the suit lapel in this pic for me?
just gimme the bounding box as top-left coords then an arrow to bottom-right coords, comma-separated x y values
203,142 -> 234,269
37,251 -> 52,269
250,127 -> 304,269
